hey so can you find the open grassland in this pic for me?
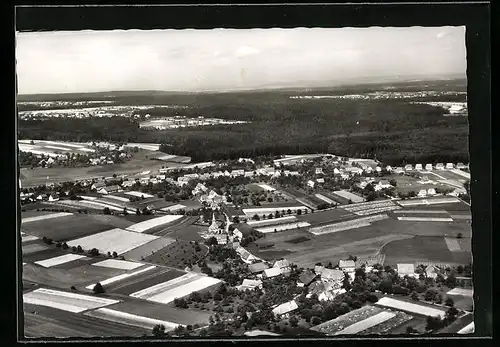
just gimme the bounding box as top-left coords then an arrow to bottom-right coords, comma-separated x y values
22,262 -> 128,290
34,254 -> 90,268
92,259 -> 145,270
22,212 -> 73,224
122,237 -> 176,261
375,297 -> 447,318
22,246 -> 65,263
125,215 -> 185,233
381,235 -> 472,266
21,214 -> 135,242
106,299 -> 212,325
22,243 -> 51,256
66,228 -> 159,255
84,308 -> 182,331
85,265 -> 157,290
105,267 -> 186,296
23,288 -> 120,313
23,303 -> 147,338
143,240 -> 207,269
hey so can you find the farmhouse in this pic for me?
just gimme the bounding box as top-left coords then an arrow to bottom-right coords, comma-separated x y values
394,167 -> 405,174
456,162 -> 466,169
425,163 -> 433,171
272,300 -> 298,318
316,178 -> 325,184
446,163 -> 455,169
121,180 -> 136,188
404,164 -> 413,171
425,265 -> 441,279
397,263 -> 416,277
237,279 -> 263,291
345,167 -> 363,175
315,168 -> 324,175
450,187 -> 467,197
415,164 -> 423,171
273,259 -> 292,276
48,194 -> 60,202
436,163 -> 445,170
427,188 -> 437,196
231,169 -> 245,177
333,168 -> 341,175
238,157 -> 255,164
307,180 -> 315,188
418,189 -> 428,198
248,262 -> 269,274
263,267 -> 282,279
338,260 -> 356,273
98,185 -> 121,195
374,180 -> 393,191
318,268 -> 344,285
357,181 -> 368,189
385,165 -> 393,172
299,270 -> 318,287
244,171 -> 255,178
92,182 -> 106,190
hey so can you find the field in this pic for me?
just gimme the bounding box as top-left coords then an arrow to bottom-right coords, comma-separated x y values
19,139 -> 96,157
242,205 -> 307,216
122,237 -> 176,261
21,214 -> 135,242
255,222 -> 311,234
125,215 -> 185,233
104,267 -> 186,296
143,240 -> 207,269
332,190 -> 365,203
23,303 -> 148,338
21,212 -> 73,224
91,259 -> 145,270
84,265 -> 157,290
105,299 -> 212,325
84,308 -> 181,331
446,288 -> 473,297
311,305 -> 385,335
130,273 -> 221,304
375,297 -> 447,318
308,214 -> 390,235
23,288 -> 120,313
335,311 -> 397,335
66,228 -> 159,255
387,174 -> 446,194
34,254 -> 90,268
297,208 -> 354,225
341,200 -> 401,216
381,235 -> 472,266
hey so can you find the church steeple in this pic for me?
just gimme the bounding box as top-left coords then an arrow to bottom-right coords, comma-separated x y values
208,213 -> 220,234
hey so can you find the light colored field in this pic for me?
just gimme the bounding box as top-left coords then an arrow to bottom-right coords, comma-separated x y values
130,273 -> 221,304
457,322 -> 474,334
160,204 -> 187,212
23,288 -> 120,313
84,308 -> 182,331
124,191 -> 155,198
66,228 -> 159,255
397,217 -> 454,222
72,199 -> 125,211
104,195 -> 131,202
247,215 -> 297,226
126,215 -> 184,233
22,212 -> 73,224
355,206 -> 401,216
309,214 -> 389,236
91,259 -> 145,270
22,235 -> 39,243
242,205 -> 306,216
335,311 -> 396,335
257,184 -> 276,191
397,197 -> 460,207
376,297 -> 446,318
256,222 -> 311,233
332,190 -> 365,203
35,254 -> 89,268
315,194 -> 335,204
445,237 -> 462,252
342,200 -> 396,212
447,288 -> 473,297
121,237 -> 176,260
85,265 -> 156,289
450,215 -> 471,220
450,169 -> 471,180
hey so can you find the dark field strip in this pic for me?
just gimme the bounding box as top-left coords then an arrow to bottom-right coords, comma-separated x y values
22,246 -> 65,263
107,268 -> 185,296
105,299 -> 212,325
23,304 -> 148,338
50,256 -> 96,270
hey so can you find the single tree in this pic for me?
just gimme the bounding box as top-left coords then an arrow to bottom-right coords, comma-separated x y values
93,282 -> 105,294
152,324 -> 166,337
445,297 -> 455,307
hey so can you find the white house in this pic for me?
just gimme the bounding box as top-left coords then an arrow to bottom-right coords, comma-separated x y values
436,163 -> 445,170
394,167 -> 405,174
315,168 -> 324,175
333,168 -> 341,175
307,180 -> 315,188
417,189 -> 428,198
456,162 -> 466,169
415,164 -> 423,171
450,187 -> 467,197
375,166 -> 382,172
375,180 -> 393,191
404,164 -> 413,171
385,165 -> 393,172
273,259 -> 292,276
121,180 -> 136,188
338,259 -> 356,273
365,166 -> 373,174
263,267 -> 282,279
98,185 -> 121,195
272,300 -> 298,318
231,169 -> 245,177
48,194 -> 60,202
397,263 -> 416,277
446,163 -> 455,169
237,279 -> 263,291
425,163 -> 433,171
427,188 -> 437,196
316,178 -> 325,184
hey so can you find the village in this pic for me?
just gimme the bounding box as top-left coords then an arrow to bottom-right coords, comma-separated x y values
20,147 -> 473,337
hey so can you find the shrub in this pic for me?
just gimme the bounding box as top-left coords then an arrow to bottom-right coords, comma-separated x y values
62,242 -> 69,249
93,282 -> 105,294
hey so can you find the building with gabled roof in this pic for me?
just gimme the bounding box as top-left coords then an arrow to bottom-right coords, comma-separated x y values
425,163 -> 433,171
263,267 -> 282,279
397,263 -> 416,277
299,270 -> 318,286
272,300 -> 298,318
97,185 -> 121,195
248,262 -> 269,274
237,279 -> 263,291
338,260 -> 356,272
273,259 -> 291,275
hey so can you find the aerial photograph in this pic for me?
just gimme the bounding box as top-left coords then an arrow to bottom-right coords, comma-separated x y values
16,26 -> 473,338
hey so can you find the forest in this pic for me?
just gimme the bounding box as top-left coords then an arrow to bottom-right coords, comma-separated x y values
18,81 -> 469,166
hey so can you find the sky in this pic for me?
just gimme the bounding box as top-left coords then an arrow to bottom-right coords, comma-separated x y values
16,27 -> 466,94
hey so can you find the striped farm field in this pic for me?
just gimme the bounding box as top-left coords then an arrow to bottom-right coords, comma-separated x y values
315,193 -> 336,205
255,221 -> 311,233
85,265 -> 157,290
124,191 -> 155,198
375,297 -> 446,318
105,268 -> 186,296
84,308 -> 182,331
335,311 -> 397,335
125,215 -> 184,233
22,235 -> 39,243
121,237 -> 176,260
311,305 -> 384,335
257,184 -> 276,191
23,288 -> 120,313
104,195 -> 131,203
91,259 -> 145,270
309,214 -> 389,235
66,228 -> 159,255
447,288 -> 473,297
332,190 -> 365,203
21,214 -> 134,242
445,237 -> 462,252
22,212 -> 73,224
35,254 -> 90,268
130,273 -> 221,304
242,205 -> 307,216
397,197 -> 461,207
393,210 -> 449,214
